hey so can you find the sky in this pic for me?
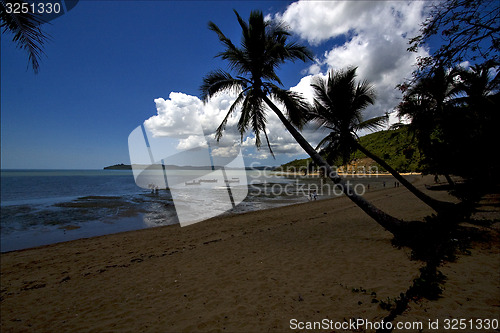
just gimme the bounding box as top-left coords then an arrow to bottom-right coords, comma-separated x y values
1,0 -> 434,169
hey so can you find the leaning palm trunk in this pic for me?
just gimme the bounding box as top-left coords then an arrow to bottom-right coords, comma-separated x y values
444,174 -> 455,187
202,11 -> 423,239
261,95 -> 413,237
355,143 -> 456,214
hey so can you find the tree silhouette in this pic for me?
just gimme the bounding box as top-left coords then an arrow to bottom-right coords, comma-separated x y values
0,0 -> 50,73
201,10 -> 419,237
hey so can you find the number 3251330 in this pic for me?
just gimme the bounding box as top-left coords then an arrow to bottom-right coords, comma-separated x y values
4,2 -> 61,14
443,318 -> 499,330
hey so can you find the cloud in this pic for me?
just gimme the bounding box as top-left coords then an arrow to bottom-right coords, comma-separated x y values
144,1 -> 431,161
145,93 -> 203,138
276,1 -> 431,119
144,88 -> 324,161
144,91 -> 245,153
279,1 -> 426,46
279,1 -> 382,46
144,88 -> 408,162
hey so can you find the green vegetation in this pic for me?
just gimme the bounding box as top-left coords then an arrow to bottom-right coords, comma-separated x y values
278,157 -> 312,171
279,126 -> 423,173
351,127 -> 422,173
306,67 -> 454,214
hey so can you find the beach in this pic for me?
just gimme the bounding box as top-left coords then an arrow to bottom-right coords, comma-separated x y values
1,176 -> 499,332
0,169 -> 411,252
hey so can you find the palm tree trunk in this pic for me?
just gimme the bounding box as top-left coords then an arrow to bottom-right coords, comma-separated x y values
355,143 -> 455,213
261,95 -> 411,237
444,174 -> 455,187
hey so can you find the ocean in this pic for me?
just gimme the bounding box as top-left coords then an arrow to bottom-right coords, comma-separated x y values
0,169 -> 402,252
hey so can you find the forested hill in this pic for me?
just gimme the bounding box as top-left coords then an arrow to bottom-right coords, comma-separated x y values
279,126 -> 423,173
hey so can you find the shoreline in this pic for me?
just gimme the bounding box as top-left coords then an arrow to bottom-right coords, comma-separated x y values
272,171 -> 421,177
1,175 -> 498,332
1,173 -> 416,253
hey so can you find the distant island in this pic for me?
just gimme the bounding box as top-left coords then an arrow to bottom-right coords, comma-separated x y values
104,164 -> 132,170
104,163 -> 272,171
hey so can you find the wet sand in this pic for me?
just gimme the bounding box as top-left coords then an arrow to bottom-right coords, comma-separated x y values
1,176 -> 498,332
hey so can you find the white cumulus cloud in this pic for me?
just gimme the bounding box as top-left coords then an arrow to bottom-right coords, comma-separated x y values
276,1 -> 431,120
144,91 -> 242,152
144,1 -> 430,161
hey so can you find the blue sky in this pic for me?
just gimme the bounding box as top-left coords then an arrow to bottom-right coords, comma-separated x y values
1,1 -> 432,169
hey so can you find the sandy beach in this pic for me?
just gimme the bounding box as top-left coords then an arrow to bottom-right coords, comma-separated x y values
1,176 -> 498,332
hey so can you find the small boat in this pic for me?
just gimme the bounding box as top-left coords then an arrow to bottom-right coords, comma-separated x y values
185,180 -> 201,186
199,179 -> 218,183
226,178 -> 240,183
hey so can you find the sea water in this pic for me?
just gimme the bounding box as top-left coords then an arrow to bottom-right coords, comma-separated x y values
0,169 -> 400,252
0,169 -> 296,251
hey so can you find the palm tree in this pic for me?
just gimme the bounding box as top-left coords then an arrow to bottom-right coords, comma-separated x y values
201,10 -> 416,237
397,67 -> 459,185
0,0 -> 49,73
311,67 -> 384,167
310,67 -> 455,214
454,60 -> 499,111
451,61 -> 500,180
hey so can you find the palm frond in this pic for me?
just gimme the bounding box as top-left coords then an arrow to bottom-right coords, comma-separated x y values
284,42 -> 314,62
237,94 -> 252,140
200,69 -> 244,102
355,114 -> 388,132
316,132 -> 338,150
389,122 -> 407,130
309,102 -> 331,130
309,67 -> 380,165
208,21 -> 237,53
250,101 -> 267,148
262,70 -> 283,87
353,80 -> 376,111
266,84 -> 309,129
262,128 -> 274,158
0,0 -> 50,73
202,10 -> 312,157
310,76 -> 330,107
215,91 -> 246,141
233,10 -> 249,38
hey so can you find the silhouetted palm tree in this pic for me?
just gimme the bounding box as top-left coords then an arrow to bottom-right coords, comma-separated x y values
311,67 -> 383,166
454,60 -> 499,110
397,67 -> 459,185
201,10 -> 414,237
310,67 -> 455,213
0,0 -> 49,73
452,61 -> 500,180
